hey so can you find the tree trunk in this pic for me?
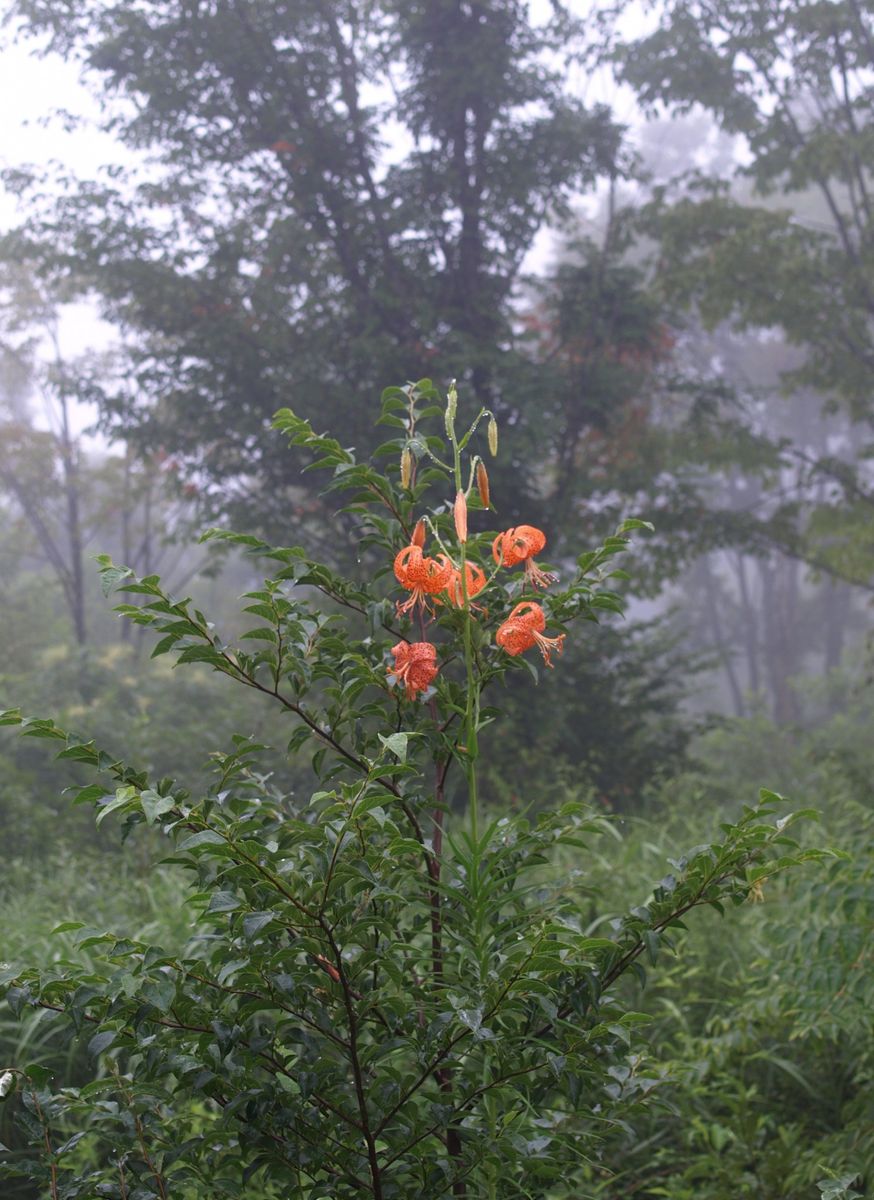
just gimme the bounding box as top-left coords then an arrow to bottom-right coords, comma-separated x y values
58,392 -> 86,645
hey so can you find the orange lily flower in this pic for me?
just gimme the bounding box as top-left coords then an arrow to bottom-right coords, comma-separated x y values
394,544 -> 453,615
495,600 -> 565,668
492,525 -> 556,588
389,641 -> 438,699
442,561 -> 487,607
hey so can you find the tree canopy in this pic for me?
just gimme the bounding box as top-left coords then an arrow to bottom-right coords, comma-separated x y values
4,0 -> 622,534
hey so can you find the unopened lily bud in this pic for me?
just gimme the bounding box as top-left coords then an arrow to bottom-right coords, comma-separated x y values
454,489 -> 468,543
487,414 -> 498,457
400,446 -> 412,489
445,382 -> 458,438
476,461 -> 490,509
411,518 -> 426,548
0,1072 -> 14,1099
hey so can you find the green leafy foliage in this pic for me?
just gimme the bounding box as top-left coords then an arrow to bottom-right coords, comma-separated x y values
2,0 -> 622,538
571,695 -> 873,1199
612,0 -> 874,591
0,386 -> 826,1197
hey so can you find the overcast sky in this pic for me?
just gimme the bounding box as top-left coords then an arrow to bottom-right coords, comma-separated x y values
0,34 -> 129,364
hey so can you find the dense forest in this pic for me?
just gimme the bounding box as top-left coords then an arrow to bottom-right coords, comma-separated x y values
0,2 -> 871,1197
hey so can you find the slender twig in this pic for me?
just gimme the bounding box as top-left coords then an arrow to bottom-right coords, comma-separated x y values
172,963 -> 350,1050
320,777 -> 370,913
528,856 -> 766,1044
375,936 -> 544,1136
110,1065 -> 168,1200
29,1087 -> 59,1200
381,1061 -> 543,1168
260,1050 -> 364,1134
187,623 -> 430,853
212,1086 -> 371,1191
214,824 -> 320,920
322,925 -> 384,1198
311,581 -> 402,639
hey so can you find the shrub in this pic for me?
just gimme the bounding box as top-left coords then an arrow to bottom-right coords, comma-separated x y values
575,711 -> 873,1199
0,382 -> 825,1198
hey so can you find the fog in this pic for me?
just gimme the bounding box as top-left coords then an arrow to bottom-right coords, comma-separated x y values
1,3 -> 871,1196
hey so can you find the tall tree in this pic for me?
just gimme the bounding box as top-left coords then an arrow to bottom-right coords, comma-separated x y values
611,0 -> 874,583
3,0 -> 622,536
0,263 -> 215,646
0,266 -> 91,642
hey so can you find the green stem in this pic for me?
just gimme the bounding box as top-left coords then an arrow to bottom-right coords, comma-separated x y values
451,427 -> 479,843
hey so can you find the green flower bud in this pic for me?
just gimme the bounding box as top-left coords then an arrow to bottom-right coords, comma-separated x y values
445,381 -> 458,439
487,414 -> 498,457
